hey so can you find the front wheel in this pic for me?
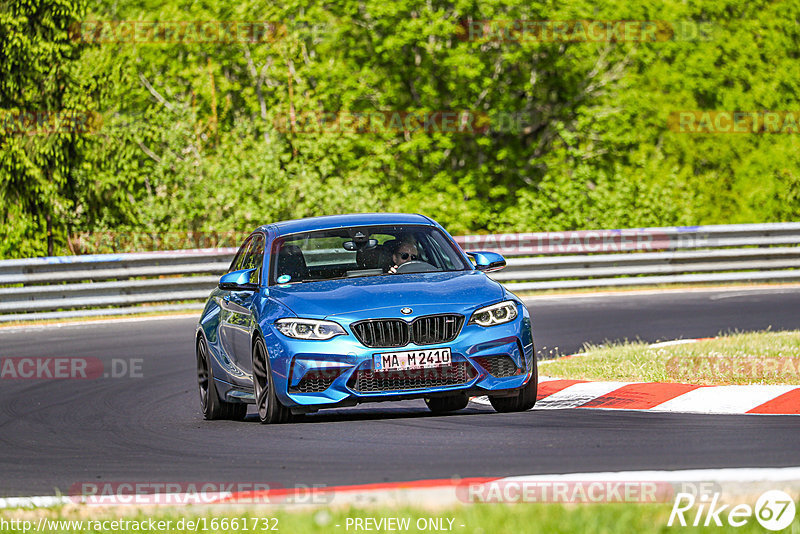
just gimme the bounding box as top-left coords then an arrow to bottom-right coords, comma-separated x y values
424,394 -> 469,413
197,338 -> 247,421
252,337 -> 292,424
489,365 -> 538,413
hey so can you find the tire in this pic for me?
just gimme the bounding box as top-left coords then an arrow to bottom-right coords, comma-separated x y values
489,364 -> 538,413
424,394 -> 469,413
252,336 -> 292,424
197,338 -> 247,421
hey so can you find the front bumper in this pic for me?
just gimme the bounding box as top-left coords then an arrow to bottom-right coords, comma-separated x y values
262,315 -> 535,409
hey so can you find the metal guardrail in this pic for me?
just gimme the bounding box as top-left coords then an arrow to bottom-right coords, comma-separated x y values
0,223 -> 798,322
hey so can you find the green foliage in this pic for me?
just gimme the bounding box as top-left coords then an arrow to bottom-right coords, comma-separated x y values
0,0 -> 105,256
1,0 -> 799,257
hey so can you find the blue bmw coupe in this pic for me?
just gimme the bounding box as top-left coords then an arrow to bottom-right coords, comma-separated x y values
196,213 -> 537,423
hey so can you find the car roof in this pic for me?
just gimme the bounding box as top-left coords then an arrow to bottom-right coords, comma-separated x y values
257,213 -> 436,236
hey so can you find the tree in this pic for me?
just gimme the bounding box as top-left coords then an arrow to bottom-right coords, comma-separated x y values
0,0 -> 101,256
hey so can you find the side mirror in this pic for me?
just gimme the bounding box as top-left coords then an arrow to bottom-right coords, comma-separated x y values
466,251 -> 506,273
219,268 -> 259,291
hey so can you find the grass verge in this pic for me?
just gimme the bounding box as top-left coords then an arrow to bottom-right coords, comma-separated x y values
517,281 -> 800,297
2,503 -> 795,533
541,330 -> 800,385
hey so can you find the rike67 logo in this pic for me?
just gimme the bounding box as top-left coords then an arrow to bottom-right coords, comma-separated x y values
669,490 -> 796,531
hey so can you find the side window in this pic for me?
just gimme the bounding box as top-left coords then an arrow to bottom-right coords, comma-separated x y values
241,234 -> 265,284
228,237 -> 253,273
425,230 -> 465,271
426,233 -> 456,270
410,232 -> 432,265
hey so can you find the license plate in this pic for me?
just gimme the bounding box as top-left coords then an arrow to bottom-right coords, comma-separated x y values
373,348 -> 451,371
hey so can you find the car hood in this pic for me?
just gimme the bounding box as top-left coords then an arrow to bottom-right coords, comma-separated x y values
267,270 -> 504,321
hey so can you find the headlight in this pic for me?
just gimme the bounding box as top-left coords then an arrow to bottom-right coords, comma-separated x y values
275,318 -> 346,340
469,300 -> 518,327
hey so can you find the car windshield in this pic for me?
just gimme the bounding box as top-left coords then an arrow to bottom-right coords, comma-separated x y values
269,224 -> 470,285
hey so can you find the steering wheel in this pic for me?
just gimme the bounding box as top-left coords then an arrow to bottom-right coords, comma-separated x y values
395,260 -> 438,274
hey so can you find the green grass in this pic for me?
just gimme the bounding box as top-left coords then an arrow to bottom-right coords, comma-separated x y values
2,503 -> 796,533
541,330 -> 800,385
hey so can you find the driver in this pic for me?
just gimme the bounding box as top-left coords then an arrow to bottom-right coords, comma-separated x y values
388,241 -> 419,273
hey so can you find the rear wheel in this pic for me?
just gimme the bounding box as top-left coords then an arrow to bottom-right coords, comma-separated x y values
489,365 -> 538,413
252,336 -> 292,424
197,338 -> 247,421
424,394 -> 469,413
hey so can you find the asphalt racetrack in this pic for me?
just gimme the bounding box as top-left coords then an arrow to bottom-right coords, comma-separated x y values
1,287 -> 799,496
